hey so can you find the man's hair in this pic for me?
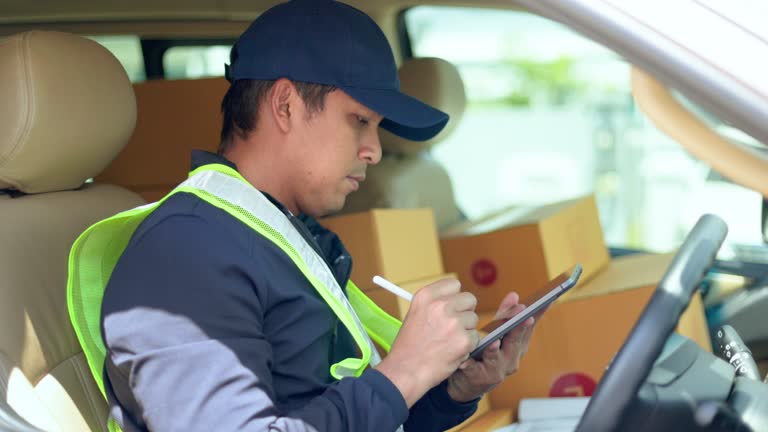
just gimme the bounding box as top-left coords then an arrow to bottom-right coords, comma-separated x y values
218,79 -> 337,154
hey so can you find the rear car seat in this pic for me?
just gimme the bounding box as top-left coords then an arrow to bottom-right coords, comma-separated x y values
0,31 -> 145,431
340,57 -> 468,232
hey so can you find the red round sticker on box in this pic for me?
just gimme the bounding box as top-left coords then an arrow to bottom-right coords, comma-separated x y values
549,373 -> 597,397
471,259 -> 497,286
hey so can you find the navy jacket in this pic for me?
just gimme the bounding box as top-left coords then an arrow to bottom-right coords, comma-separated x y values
100,151 -> 478,431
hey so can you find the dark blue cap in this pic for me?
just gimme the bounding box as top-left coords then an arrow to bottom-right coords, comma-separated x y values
225,0 -> 449,142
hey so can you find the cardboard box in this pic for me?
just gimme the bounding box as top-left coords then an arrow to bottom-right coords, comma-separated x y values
366,273 -> 457,320
560,253 -> 712,353
440,196 -> 610,312
321,209 -> 443,290
448,394 -> 493,432
486,253 -> 711,416
457,409 -> 514,431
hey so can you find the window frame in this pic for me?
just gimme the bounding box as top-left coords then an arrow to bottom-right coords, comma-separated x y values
140,37 -> 237,80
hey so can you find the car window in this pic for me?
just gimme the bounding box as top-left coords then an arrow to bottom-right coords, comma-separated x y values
404,6 -> 764,258
163,45 -> 231,80
87,35 -> 146,82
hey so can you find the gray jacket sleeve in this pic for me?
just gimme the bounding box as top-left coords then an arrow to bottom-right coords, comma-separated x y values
101,214 -> 410,432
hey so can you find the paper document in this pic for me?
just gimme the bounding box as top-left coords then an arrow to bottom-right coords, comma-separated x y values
518,397 -> 589,422
493,397 -> 590,432
493,418 -> 579,432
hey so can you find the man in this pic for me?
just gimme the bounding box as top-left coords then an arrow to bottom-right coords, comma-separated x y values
99,1 -> 536,430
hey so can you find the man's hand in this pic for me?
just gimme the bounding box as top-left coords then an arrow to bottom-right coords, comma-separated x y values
446,292 -> 539,402
375,278 -> 479,407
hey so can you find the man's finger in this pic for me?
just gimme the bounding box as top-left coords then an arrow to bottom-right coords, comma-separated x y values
422,278 -> 462,299
451,292 -> 478,312
458,358 -> 476,370
495,303 -> 525,321
481,339 -> 502,363
501,318 -> 536,356
500,324 -> 526,344
471,329 -> 480,348
458,311 -> 479,330
522,317 -> 536,341
495,292 -> 520,319
519,319 -> 535,354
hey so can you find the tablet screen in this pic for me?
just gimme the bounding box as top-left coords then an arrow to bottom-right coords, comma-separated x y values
471,264 -> 583,359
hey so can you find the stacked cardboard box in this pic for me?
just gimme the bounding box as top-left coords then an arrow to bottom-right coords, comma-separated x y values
321,208 -> 454,319
439,196 -> 610,311
322,198 -> 712,430
437,196 -> 711,427
321,208 -> 496,429
478,253 -> 709,420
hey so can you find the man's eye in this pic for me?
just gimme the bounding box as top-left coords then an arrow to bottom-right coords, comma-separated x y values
356,115 -> 369,126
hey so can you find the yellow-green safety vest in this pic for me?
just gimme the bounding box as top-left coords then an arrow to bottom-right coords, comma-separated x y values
67,163 -> 403,430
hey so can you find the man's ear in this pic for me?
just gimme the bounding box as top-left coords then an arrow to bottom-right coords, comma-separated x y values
270,78 -> 295,133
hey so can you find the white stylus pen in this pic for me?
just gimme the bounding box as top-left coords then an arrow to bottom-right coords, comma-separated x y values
372,275 -> 413,302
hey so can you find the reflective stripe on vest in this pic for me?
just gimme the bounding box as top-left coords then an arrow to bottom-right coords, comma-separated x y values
67,163 -> 402,403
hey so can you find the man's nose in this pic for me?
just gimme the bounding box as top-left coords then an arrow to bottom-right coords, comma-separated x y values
361,131 -> 382,165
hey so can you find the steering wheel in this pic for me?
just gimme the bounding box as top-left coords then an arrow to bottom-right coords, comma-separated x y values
576,214 -> 728,432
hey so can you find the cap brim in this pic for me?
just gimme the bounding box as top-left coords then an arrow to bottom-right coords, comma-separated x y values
342,87 -> 449,142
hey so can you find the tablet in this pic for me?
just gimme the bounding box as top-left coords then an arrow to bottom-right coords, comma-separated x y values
470,264 -> 583,359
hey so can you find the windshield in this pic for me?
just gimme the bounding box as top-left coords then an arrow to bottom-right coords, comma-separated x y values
405,5 -> 766,261
601,0 -> 768,99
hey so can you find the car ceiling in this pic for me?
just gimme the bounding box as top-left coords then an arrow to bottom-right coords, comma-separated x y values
0,0 -> 518,25
0,0 -> 524,39
3,0 -> 767,148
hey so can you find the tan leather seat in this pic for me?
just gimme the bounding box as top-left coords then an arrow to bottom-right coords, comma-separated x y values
341,57 -> 467,231
97,77 -> 228,202
0,31 -> 145,431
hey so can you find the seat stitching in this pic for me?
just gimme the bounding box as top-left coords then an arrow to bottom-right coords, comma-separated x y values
0,361 -> 9,392
70,356 -> 107,432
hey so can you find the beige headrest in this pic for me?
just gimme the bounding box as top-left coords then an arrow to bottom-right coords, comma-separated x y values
381,57 -> 467,156
0,31 -> 136,194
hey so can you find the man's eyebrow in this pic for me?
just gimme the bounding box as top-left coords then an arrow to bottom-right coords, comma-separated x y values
362,110 -> 384,122
351,108 -> 382,122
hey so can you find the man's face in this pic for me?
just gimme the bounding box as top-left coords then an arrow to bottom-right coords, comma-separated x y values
287,89 -> 383,217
